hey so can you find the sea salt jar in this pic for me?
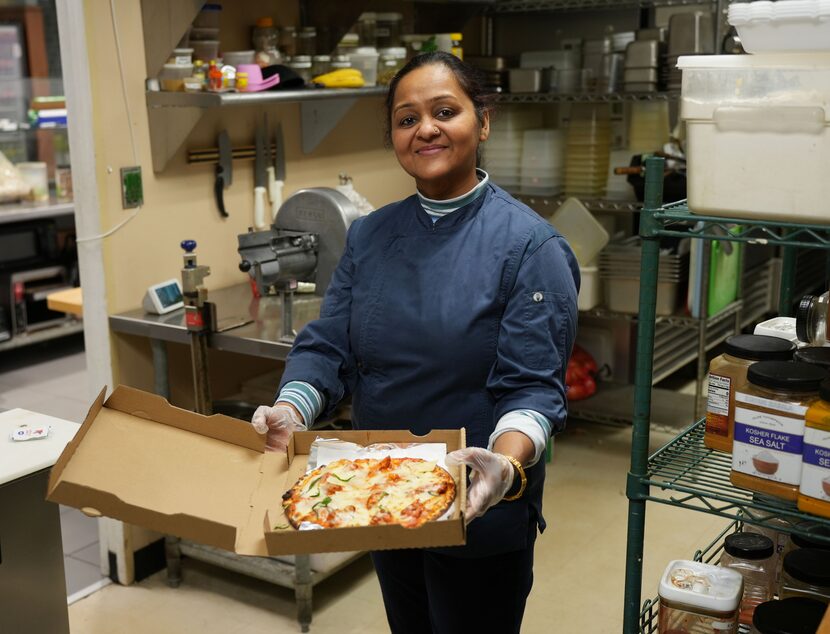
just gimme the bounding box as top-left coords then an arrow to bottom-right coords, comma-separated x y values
730,361 -> 826,502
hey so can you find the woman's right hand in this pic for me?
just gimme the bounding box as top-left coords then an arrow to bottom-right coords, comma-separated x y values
251,402 -> 306,453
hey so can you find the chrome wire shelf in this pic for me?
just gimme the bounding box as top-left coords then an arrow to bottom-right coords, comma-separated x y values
642,420 -> 830,543
490,0 -> 715,12
495,91 -> 677,104
639,520 -> 743,633
513,193 -> 642,214
649,201 -> 830,250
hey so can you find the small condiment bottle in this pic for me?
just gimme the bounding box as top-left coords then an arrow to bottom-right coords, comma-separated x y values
799,378 -> 830,518
750,597 -> 825,634
719,532 -> 775,625
705,335 -> 796,452
236,72 -> 248,92
730,361 -> 827,501
778,548 -> 830,602
193,60 -> 205,84
207,60 -> 223,92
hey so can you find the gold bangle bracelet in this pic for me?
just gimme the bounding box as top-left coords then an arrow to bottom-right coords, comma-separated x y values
502,455 -> 527,502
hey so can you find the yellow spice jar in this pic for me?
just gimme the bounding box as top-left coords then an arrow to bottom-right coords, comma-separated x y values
731,361 -> 827,502
799,378 -> 830,518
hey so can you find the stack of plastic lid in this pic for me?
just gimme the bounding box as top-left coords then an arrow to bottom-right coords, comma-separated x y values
483,107 -> 543,191
628,102 -> 670,154
520,129 -> 565,196
728,0 -> 830,53
605,149 -> 636,201
564,104 -> 611,198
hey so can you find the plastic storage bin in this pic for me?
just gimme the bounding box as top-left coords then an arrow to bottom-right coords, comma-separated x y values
729,0 -> 830,54
577,265 -> 601,310
548,197 -> 608,266
658,560 -> 742,633
679,53 -> 830,224
192,40 -> 220,63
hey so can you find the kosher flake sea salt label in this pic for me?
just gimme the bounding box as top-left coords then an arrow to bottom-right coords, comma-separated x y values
732,395 -> 807,486
800,427 -> 830,501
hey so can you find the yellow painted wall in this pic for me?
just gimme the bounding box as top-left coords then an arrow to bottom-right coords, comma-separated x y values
85,1 -> 413,385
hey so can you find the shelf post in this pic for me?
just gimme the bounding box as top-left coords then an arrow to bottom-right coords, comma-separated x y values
778,238 -> 797,317
622,156 -> 665,634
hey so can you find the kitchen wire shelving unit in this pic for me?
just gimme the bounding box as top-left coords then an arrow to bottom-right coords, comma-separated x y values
623,157 -> 830,634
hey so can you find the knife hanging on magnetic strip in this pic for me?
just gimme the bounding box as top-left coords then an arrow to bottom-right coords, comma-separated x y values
214,130 -> 232,219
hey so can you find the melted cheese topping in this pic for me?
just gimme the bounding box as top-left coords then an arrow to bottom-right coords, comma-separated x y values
284,457 -> 455,529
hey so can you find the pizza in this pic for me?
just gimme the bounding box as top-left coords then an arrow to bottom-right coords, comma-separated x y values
282,456 -> 456,529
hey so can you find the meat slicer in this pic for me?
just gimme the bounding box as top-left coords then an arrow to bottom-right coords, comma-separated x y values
237,188 -> 360,340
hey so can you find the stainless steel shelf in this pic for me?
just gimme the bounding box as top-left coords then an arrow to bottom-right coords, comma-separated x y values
490,0 -> 714,11
0,200 -> 74,225
495,92 -> 677,104
0,320 -> 83,353
146,86 -> 388,109
513,193 -> 641,214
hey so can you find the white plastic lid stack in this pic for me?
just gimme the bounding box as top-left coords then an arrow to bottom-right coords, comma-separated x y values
728,0 -> 830,53
658,560 -> 743,614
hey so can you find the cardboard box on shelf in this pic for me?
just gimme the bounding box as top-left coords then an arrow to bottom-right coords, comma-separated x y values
46,386 -> 466,556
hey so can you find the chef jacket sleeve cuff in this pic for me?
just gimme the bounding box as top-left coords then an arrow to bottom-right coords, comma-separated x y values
276,381 -> 325,427
488,409 -> 551,467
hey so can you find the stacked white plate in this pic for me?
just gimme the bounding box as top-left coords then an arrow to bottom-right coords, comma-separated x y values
729,0 -> 830,53
483,107 -> 543,191
520,129 -> 565,196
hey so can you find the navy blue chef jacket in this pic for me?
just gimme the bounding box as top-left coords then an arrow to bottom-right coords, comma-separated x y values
279,183 -> 579,557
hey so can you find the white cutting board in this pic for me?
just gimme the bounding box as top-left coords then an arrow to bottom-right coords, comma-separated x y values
0,409 -> 79,485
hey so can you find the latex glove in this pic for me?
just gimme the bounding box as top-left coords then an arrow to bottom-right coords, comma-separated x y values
251,402 -> 306,453
445,447 -> 515,524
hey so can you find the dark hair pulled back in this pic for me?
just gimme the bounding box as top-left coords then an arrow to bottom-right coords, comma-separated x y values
384,51 -> 493,145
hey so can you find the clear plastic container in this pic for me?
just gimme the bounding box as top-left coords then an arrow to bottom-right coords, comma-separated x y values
679,54 -> 830,225
16,162 -> 48,202
731,361 -> 826,501
750,597 -> 826,633
192,40 -> 220,64
796,291 -> 829,345
377,47 -> 406,85
628,101 -> 670,154
729,0 -> 830,54
311,55 -> 331,78
358,12 -> 377,47
375,12 -> 402,48
172,48 -> 193,64
223,50 -> 255,67
744,520 -> 790,590
279,26 -> 297,58
297,26 -> 317,56
799,379 -> 830,517
719,532 -> 775,625
348,47 -> 379,87
658,560 -> 742,634
548,197 -> 609,267
779,548 -> 830,602
705,335 -> 797,452
253,17 -> 280,65
159,63 -> 194,92
331,55 -> 351,70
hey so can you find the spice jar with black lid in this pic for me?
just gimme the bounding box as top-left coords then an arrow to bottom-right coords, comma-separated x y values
730,361 -> 827,501
720,532 -> 776,625
779,547 -> 830,602
705,335 -> 797,452
794,346 -> 830,371
750,596 -> 825,634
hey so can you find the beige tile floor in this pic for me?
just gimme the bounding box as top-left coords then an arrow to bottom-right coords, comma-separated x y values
68,421 -> 728,633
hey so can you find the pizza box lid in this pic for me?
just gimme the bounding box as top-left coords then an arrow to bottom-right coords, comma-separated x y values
46,385 -> 467,556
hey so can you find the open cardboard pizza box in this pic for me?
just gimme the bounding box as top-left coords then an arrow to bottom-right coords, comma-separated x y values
47,386 -> 467,556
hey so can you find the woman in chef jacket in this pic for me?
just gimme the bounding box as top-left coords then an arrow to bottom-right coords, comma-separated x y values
252,52 -> 579,634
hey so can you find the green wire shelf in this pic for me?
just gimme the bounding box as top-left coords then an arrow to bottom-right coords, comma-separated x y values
646,201 -> 830,250
641,420 -> 830,544
639,520 -> 744,633
489,0 -> 714,13
494,91 -> 677,104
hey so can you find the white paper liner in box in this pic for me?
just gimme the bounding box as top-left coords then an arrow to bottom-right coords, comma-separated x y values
294,438 -> 458,530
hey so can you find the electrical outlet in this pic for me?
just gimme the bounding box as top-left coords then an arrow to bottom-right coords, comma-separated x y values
120,166 -> 143,209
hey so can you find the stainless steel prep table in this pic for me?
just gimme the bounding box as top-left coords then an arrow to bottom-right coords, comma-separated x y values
109,282 -> 360,633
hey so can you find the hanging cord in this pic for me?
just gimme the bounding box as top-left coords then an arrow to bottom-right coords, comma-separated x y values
76,0 -> 142,243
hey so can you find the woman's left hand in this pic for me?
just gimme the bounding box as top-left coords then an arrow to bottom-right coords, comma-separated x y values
445,447 -> 515,524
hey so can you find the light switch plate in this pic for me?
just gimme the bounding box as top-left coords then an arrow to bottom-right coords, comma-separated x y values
120,166 -> 143,209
